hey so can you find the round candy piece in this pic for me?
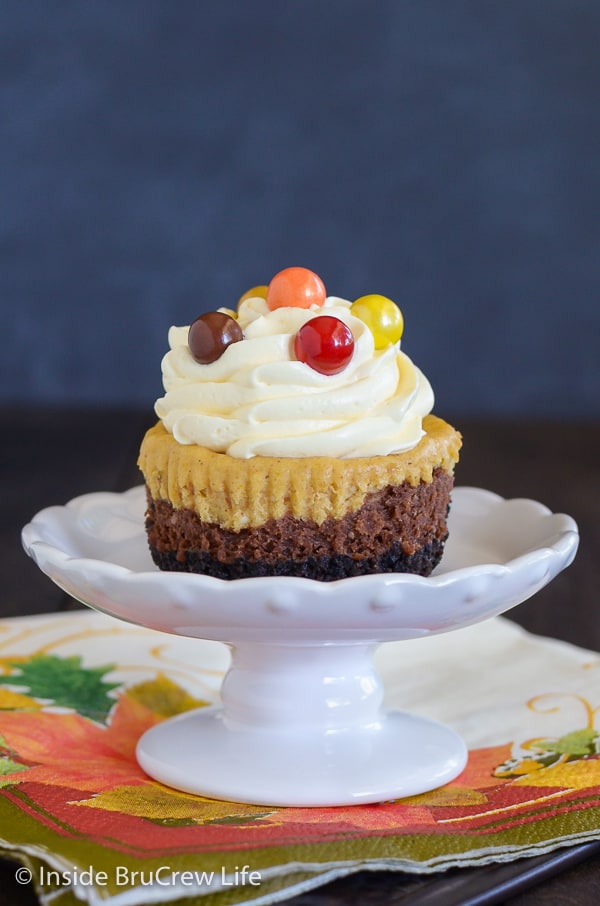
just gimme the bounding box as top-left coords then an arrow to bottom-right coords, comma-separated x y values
267,267 -> 326,311
237,285 -> 269,306
188,311 -> 243,364
350,294 -> 404,348
294,315 -> 354,375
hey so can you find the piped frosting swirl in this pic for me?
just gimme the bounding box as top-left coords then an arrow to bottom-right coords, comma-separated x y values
155,296 -> 434,459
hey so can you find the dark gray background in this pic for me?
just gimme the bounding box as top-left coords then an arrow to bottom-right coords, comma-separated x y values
2,0 -> 599,417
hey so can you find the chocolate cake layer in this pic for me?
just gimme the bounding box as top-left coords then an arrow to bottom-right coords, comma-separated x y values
144,468 -> 454,581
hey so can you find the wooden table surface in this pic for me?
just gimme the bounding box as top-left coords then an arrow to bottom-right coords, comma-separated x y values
2,407 -> 600,905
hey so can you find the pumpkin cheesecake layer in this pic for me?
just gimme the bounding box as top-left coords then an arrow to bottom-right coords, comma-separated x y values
138,414 -> 461,532
138,414 -> 461,580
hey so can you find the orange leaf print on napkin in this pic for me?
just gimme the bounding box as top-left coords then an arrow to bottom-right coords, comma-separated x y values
0,677 -> 170,792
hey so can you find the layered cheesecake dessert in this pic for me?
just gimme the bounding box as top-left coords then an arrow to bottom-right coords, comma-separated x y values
138,267 -> 461,580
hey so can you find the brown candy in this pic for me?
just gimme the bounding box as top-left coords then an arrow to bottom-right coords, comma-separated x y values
188,311 -> 243,364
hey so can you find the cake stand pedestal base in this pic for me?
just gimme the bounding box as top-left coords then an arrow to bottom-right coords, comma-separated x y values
136,641 -> 468,807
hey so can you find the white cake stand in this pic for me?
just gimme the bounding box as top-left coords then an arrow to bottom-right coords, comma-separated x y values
22,486 -> 578,807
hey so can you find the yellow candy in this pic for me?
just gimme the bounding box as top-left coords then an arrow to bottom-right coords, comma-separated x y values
350,294 -> 404,348
238,284 -> 269,306
218,307 -> 238,320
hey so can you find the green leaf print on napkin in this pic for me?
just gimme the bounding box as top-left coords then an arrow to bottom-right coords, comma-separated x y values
0,655 -> 119,722
537,728 -> 600,757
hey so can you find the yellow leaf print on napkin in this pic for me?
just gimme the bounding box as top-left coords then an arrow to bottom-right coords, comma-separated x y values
125,673 -> 209,718
75,783 -> 271,823
0,688 -> 41,710
512,757 -> 600,789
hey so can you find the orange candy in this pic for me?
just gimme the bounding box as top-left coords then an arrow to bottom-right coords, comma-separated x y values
266,267 -> 326,311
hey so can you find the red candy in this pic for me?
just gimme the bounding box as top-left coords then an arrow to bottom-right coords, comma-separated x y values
294,316 -> 355,375
188,311 -> 243,364
267,267 -> 326,311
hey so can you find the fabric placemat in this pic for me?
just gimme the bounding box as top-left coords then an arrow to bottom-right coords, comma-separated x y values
0,609 -> 599,906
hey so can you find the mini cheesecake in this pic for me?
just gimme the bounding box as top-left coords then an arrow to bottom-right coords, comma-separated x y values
138,414 -> 461,580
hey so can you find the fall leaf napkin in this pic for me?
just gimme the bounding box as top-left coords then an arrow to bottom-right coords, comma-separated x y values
0,609 -> 599,906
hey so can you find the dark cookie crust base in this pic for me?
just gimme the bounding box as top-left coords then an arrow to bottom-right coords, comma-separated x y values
144,468 -> 454,581
149,538 -> 446,580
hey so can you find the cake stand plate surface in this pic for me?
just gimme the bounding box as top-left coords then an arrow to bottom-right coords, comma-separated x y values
22,486 -> 578,807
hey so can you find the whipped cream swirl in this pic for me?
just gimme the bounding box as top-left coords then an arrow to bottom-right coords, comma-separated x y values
155,296 -> 434,459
